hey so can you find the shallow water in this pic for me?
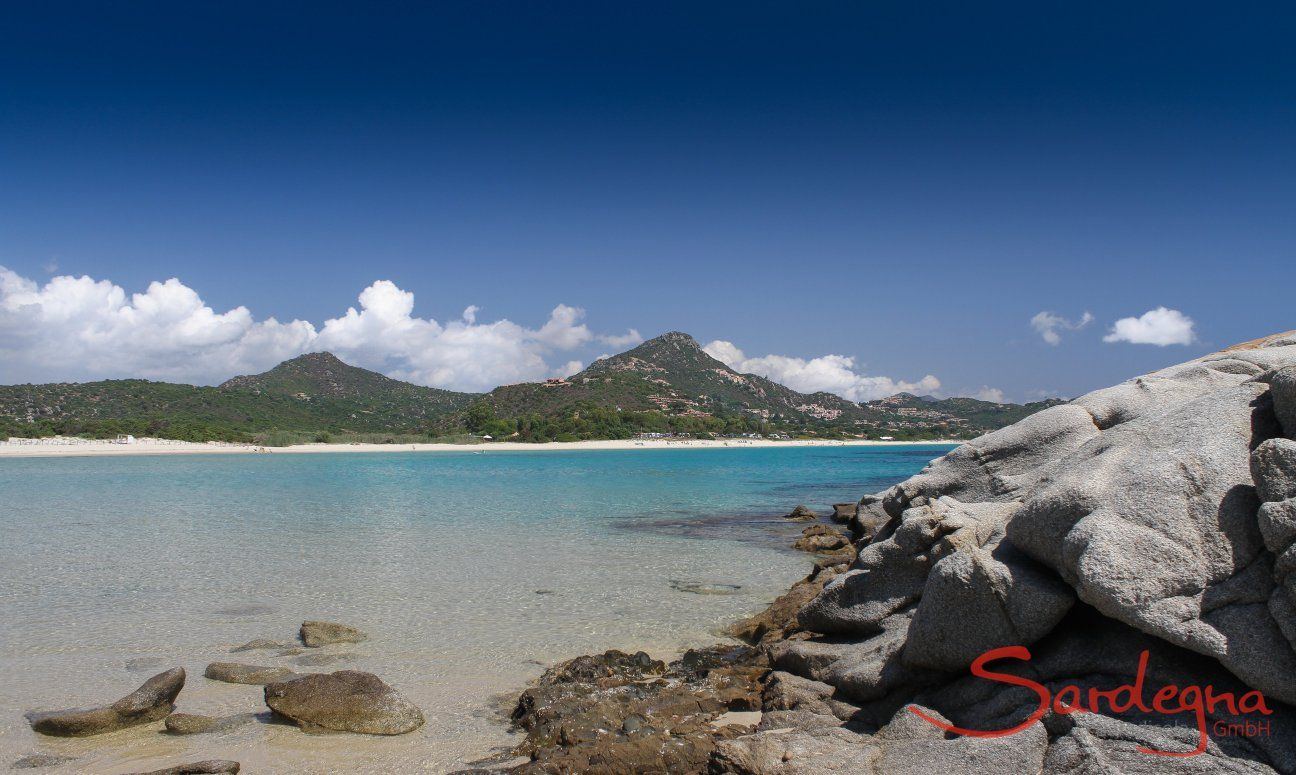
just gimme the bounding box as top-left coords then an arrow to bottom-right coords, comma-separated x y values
0,445 -> 952,774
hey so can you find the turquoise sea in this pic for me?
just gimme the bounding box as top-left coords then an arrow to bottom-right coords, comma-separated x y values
0,445 -> 953,774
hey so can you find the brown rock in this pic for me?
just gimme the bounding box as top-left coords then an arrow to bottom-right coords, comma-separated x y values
299,620 -> 367,647
830,503 -> 858,523
204,662 -> 297,685
264,670 -> 423,735
792,524 -> 850,554
784,505 -> 816,521
727,567 -> 840,644
26,668 -> 185,737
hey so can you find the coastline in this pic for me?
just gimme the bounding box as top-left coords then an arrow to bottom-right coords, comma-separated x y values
0,437 -> 961,459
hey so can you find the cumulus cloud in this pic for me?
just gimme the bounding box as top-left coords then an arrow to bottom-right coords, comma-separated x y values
1103,307 -> 1197,346
1030,310 -> 1093,345
0,266 -> 615,391
599,329 -> 644,348
971,386 -> 1006,403
702,340 -> 940,402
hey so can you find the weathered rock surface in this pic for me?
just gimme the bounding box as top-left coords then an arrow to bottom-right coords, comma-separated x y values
26,668 -> 184,737
487,647 -> 763,774
792,524 -> 850,554
784,505 -> 816,521
204,662 -> 297,685
728,566 -> 844,645
125,761 -> 240,775
263,670 -> 423,735
1273,365 -> 1296,438
299,620 -> 367,647
829,503 -> 857,524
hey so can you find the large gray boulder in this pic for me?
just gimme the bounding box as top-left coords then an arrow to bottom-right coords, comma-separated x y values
26,668 -> 185,737
263,670 -> 423,735
758,334 -> 1296,773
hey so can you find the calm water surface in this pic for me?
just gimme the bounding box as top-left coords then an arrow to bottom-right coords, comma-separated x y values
0,445 -> 952,774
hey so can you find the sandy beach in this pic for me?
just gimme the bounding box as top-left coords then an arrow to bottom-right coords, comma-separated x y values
0,436 -> 961,459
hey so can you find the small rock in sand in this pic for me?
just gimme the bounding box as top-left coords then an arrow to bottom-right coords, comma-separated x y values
204,663 -> 297,686
299,621 -> 367,647
26,668 -> 185,737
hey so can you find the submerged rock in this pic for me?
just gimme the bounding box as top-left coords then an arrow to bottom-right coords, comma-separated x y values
230,638 -> 290,653
204,662 -> 297,685
12,753 -> 79,769
125,657 -> 166,673
26,668 -> 184,737
299,620 -> 367,647
164,711 -> 259,735
263,670 -> 423,735
294,652 -> 357,667
126,761 -> 240,775
671,580 -> 743,595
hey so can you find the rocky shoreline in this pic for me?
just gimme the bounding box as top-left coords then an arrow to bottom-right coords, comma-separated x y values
455,331 -> 1296,775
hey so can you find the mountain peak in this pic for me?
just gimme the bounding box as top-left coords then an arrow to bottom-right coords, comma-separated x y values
283,351 -> 347,367
650,331 -> 700,346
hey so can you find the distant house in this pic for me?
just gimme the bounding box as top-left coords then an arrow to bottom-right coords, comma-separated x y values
880,436 -> 895,441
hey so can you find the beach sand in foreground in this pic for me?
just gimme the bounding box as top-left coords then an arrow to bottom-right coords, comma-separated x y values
0,437 -> 961,459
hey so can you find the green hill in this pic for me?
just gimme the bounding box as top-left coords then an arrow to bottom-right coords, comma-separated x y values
466,332 -> 1062,441
483,332 -> 864,425
0,335 -> 1062,444
0,353 -> 478,443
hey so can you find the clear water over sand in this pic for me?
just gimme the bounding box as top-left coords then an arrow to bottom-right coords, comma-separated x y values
0,445 -> 952,773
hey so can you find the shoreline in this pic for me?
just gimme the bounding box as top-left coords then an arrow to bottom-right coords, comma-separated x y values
0,437 -> 961,459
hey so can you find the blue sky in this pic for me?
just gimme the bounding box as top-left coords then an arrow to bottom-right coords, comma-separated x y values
2,2 -> 1293,399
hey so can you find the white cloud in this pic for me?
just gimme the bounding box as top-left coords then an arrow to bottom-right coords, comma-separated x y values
971,386 -> 1006,403
1030,310 -> 1093,345
598,329 -> 643,349
0,266 -> 617,392
702,340 -> 940,402
1103,307 -> 1196,346
553,360 -> 584,378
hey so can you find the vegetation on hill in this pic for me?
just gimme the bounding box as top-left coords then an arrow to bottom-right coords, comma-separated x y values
0,335 -> 1063,444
